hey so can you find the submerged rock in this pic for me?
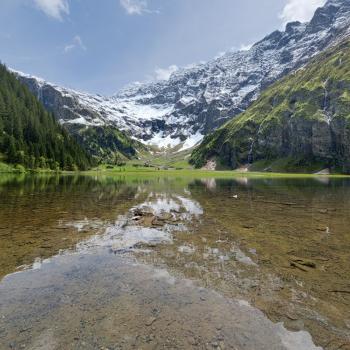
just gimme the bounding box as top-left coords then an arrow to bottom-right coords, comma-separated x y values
290,257 -> 317,272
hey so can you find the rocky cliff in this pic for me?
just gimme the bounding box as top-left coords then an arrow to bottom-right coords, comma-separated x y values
190,39 -> 350,173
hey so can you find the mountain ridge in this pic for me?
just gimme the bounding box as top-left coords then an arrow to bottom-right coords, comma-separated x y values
190,38 -> 350,173
13,0 -> 350,156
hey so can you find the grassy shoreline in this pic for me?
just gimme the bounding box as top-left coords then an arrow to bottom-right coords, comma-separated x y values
86,169 -> 350,178
1,162 -> 350,178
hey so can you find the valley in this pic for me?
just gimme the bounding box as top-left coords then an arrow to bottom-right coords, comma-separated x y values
8,0 -> 350,174
1,1 -> 350,349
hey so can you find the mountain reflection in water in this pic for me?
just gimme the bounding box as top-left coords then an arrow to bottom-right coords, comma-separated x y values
0,174 -> 349,349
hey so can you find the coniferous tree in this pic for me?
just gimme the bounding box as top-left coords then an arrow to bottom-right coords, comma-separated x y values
0,63 -> 93,170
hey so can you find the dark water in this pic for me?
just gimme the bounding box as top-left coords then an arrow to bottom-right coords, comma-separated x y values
0,174 -> 349,350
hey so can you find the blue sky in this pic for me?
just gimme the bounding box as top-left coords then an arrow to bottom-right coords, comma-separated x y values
0,0 -> 325,95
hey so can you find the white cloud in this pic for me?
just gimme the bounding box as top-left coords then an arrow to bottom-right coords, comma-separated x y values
119,0 -> 149,15
34,0 -> 69,20
240,43 -> 253,51
279,0 -> 326,25
214,51 -> 226,59
64,35 -> 87,53
154,65 -> 178,80
214,43 -> 252,59
119,0 -> 159,15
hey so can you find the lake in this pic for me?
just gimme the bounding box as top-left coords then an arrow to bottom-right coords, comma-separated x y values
0,174 -> 349,349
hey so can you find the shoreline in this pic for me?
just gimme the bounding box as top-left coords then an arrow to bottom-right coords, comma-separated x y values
1,168 -> 350,178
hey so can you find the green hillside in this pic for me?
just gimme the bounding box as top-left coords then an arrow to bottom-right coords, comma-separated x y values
0,64 -> 92,171
191,40 -> 350,174
68,124 -> 144,164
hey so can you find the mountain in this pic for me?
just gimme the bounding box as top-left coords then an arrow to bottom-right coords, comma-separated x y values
14,0 -> 350,155
10,73 -> 142,163
190,39 -> 350,173
0,64 -> 92,171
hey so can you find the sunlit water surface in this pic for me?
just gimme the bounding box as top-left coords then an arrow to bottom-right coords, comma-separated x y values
0,174 -> 349,350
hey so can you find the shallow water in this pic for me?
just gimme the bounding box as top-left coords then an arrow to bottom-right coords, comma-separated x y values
0,174 -> 349,349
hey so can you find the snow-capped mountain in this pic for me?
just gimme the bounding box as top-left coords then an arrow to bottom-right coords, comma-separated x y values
15,0 -> 350,151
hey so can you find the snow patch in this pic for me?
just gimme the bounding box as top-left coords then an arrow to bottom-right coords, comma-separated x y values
177,131 -> 204,152
145,132 -> 182,149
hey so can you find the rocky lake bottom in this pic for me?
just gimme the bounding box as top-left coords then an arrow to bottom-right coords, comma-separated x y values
0,174 -> 349,349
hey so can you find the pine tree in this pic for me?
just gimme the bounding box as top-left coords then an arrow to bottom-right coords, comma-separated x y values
0,63 -> 93,170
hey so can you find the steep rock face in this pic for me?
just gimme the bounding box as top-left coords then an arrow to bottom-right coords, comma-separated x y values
15,0 -> 350,150
190,40 -> 350,173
